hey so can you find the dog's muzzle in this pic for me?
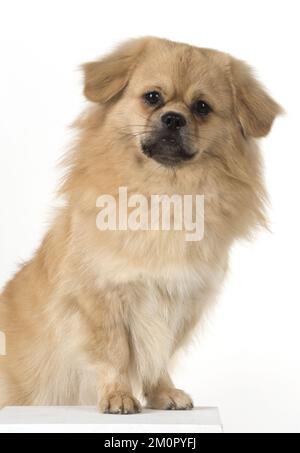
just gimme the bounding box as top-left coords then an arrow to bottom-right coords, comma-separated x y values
141,111 -> 195,166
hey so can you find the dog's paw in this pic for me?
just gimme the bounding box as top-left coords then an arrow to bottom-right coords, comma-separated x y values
147,388 -> 193,410
99,391 -> 142,414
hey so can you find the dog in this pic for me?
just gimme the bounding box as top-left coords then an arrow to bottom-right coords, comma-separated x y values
0,37 -> 281,413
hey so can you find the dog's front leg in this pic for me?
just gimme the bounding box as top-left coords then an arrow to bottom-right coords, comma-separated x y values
78,290 -> 141,414
144,370 -> 193,410
95,324 -> 142,414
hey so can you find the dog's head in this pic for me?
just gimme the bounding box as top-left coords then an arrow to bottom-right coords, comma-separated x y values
82,37 -> 281,169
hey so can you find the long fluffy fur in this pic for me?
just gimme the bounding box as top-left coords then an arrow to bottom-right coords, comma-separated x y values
0,37 -> 281,412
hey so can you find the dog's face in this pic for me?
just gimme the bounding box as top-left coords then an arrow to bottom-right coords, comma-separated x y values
123,45 -> 233,167
83,38 -> 281,169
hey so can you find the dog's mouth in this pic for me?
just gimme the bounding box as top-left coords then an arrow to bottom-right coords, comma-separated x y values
141,133 -> 195,167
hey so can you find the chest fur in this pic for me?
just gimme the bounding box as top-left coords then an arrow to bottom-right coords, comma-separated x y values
118,261 -> 226,386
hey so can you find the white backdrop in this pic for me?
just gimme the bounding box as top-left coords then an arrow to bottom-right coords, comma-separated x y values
0,0 -> 299,433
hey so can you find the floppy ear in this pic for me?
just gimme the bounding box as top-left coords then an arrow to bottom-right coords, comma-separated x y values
82,38 -> 147,103
229,57 -> 282,138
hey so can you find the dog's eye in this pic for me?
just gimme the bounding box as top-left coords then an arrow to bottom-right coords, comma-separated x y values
193,100 -> 212,117
144,91 -> 162,106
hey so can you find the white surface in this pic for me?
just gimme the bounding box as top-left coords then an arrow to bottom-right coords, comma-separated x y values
0,407 -> 222,433
0,0 -> 300,434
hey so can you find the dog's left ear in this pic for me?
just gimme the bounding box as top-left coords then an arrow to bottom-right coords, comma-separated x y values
82,38 -> 148,103
229,57 -> 283,138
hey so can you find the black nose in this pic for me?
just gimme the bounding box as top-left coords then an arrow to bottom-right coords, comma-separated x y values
161,111 -> 187,130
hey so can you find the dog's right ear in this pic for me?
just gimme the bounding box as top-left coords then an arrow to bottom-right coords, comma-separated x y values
82,38 -> 148,103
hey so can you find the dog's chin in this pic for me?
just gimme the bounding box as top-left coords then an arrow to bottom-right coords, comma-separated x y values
141,141 -> 194,168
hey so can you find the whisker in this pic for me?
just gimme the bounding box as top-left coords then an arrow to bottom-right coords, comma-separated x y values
118,131 -> 152,137
119,125 -> 156,129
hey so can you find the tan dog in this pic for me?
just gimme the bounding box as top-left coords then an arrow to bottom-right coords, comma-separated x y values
0,37 -> 281,413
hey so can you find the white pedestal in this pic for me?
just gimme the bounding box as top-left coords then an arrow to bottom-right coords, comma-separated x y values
0,406 -> 223,433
